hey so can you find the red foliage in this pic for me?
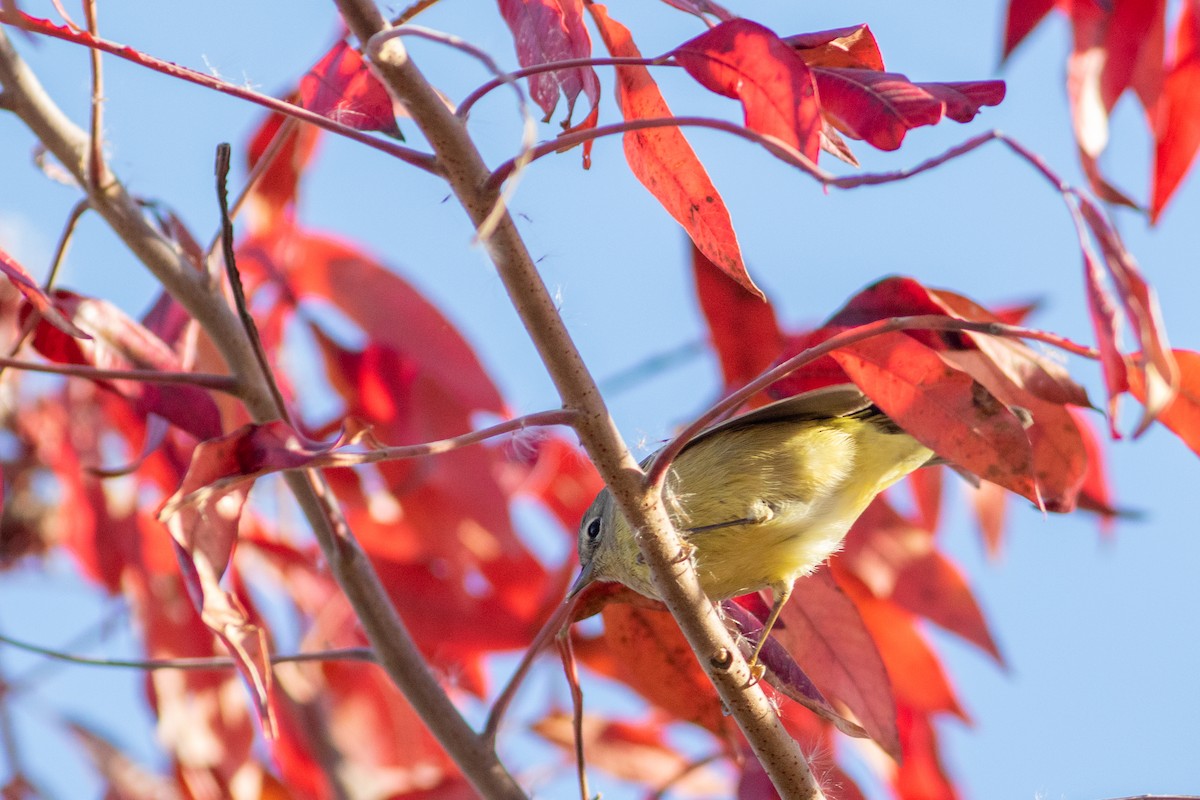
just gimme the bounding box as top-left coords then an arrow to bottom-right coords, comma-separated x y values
1,3 -> 1196,798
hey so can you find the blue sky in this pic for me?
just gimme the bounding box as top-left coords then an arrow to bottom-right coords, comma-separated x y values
1,1 -> 1198,797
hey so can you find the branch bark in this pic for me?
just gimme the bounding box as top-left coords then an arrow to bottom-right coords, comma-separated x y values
337,3 -> 825,797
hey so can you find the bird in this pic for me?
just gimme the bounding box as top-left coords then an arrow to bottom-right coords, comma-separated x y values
574,383 -> 939,676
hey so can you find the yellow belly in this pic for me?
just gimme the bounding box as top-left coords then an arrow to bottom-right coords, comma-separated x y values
664,416 -> 932,599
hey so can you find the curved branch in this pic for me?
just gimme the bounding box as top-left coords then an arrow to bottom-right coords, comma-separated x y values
646,315 -> 1101,489
457,54 -> 665,120
0,11 -> 440,174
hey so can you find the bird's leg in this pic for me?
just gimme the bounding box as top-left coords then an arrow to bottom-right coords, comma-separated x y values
747,582 -> 792,684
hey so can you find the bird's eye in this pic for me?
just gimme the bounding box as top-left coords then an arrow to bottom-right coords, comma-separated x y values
586,517 -> 602,541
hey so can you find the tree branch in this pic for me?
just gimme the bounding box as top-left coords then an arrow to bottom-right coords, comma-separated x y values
345,5 -> 825,798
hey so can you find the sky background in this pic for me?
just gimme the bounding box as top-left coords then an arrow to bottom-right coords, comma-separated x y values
1,0 -> 1199,798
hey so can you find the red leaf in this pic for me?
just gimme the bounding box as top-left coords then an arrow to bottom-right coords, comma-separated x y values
0,246 -> 89,338
841,500 -> 1002,664
916,80 -> 1007,123
1129,349 -> 1200,456
245,97 -> 322,228
588,5 -> 755,297
1152,0 -> 1200,222
829,332 -> 1040,506
298,40 -> 401,136
838,573 -> 966,718
22,290 -> 222,441
691,243 -> 781,389
321,661 -> 464,791
672,19 -> 821,163
1083,249 -> 1129,432
1063,0 -> 1165,206
1079,202 -> 1178,435
1002,0 -> 1056,58
239,227 -> 504,415
772,571 -> 900,759
724,601 -> 870,740
533,713 -> 726,793
785,25 -> 885,71
810,68 -> 1002,151
1071,407 -> 1122,530
496,0 -> 600,126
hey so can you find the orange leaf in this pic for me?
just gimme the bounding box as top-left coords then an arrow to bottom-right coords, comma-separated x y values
1129,349 -> 1200,456
894,705 -> 958,800
588,5 -> 756,297
837,572 -> 966,718
784,24 -> 885,71
841,500 -> 1002,664
599,602 -> 732,736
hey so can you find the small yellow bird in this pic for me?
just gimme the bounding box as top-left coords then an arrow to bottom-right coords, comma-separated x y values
574,383 -> 938,674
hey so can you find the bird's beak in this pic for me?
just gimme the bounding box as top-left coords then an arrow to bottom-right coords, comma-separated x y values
566,558 -> 596,600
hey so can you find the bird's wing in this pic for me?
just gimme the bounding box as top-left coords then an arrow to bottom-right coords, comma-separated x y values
686,383 -> 873,448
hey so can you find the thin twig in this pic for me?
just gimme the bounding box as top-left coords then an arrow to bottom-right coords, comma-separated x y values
645,315 -> 1101,489
0,629 -> 375,671
215,143 -> 291,421
457,54 -> 663,120
202,115 -> 300,277
391,0 -> 443,25
368,25 -> 537,243
0,355 -> 240,391
0,11 -> 440,174
81,0 -> 108,191
556,629 -> 590,800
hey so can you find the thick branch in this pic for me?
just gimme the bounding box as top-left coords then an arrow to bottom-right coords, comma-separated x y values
341,5 -> 824,798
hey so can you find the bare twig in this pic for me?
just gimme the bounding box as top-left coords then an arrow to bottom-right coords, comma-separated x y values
214,143 -> 290,421
0,11 -> 440,174
457,54 -> 662,120
0,355 -> 240,391
81,0 -> 109,191
202,115 -> 299,275
369,25 -> 537,243
0,629 -> 375,671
